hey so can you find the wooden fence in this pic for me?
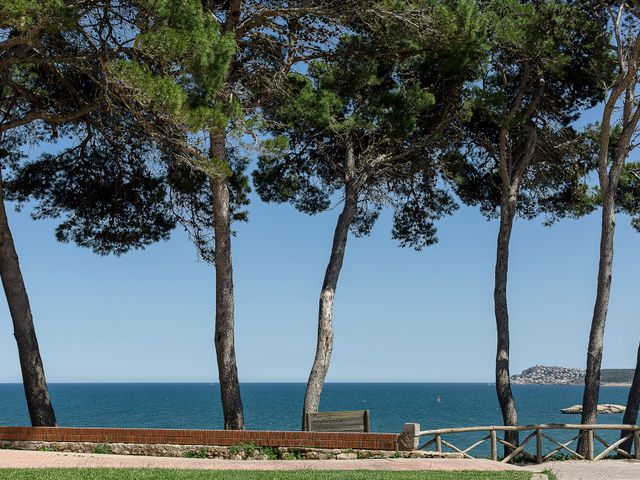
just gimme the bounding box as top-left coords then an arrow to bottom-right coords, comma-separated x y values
414,424 -> 640,463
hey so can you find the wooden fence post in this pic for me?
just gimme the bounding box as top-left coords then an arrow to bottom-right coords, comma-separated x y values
634,430 -> 640,461
435,434 -> 442,454
536,427 -> 542,464
587,430 -> 594,461
490,430 -> 497,461
363,410 -> 371,433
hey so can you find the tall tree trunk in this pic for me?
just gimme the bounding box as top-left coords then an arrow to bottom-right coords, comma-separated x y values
209,131 -> 244,430
577,190 -> 616,455
0,170 -> 56,426
302,140 -> 357,430
620,342 -> 640,454
494,190 -> 519,454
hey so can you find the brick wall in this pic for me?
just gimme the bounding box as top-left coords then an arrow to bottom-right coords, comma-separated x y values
0,427 -> 399,451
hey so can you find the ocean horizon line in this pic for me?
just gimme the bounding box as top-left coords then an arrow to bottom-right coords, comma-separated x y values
1,381 -> 497,385
0,381 -> 629,386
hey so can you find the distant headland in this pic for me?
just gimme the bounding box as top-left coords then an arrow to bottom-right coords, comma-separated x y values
511,365 -> 634,386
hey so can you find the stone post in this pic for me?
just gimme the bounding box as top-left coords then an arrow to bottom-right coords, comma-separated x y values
398,423 -> 420,451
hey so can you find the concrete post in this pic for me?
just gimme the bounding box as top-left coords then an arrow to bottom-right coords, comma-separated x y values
398,423 -> 420,451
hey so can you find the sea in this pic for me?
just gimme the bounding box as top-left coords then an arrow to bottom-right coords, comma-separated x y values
0,383 -> 633,454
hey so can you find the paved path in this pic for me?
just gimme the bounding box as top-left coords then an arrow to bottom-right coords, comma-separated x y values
535,460 -> 640,480
0,449 -> 534,472
5,450 -> 640,478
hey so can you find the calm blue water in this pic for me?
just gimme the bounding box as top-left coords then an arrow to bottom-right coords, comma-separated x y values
0,383 -> 632,455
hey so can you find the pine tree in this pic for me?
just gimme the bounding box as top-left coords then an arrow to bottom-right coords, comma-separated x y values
254,0 -> 487,428
2,0 -> 234,426
445,0 -> 612,453
0,0 -> 109,427
577,1 -> 640,455
8,0 -> 375,429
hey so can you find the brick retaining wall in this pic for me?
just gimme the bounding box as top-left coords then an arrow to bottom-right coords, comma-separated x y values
0,427 -> 400,451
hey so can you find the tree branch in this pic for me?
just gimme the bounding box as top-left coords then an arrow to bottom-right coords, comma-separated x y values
223,0 -> 243,34
0,27 -> 42,51
0,104 -> 96,133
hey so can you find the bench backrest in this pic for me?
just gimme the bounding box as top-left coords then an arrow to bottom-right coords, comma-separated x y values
304,410 -> 370,433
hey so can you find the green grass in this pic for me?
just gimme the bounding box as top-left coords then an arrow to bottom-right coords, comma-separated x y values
0,469 -> 537,480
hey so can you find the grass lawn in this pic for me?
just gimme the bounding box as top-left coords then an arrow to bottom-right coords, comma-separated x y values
0,470 -> 541,480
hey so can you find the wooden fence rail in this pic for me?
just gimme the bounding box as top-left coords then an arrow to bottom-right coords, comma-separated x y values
411,423 -> 640,464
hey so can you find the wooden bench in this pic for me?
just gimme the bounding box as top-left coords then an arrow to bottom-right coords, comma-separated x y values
304,410 -> 370,433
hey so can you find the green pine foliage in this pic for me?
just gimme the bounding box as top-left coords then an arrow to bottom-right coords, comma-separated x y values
1,1 -> 234,258
8,120 -> 177,255
617,162 -> 640,232
111,0 -> 235,131
555,119 -> 640,230
0,0 -> 73,30
255,0 -> 487,248
446,0 -> 613,220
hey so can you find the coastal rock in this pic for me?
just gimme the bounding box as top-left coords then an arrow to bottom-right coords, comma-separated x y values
561,404 -> 626,414
0,440 -> 429,461
336,452 -> 358,460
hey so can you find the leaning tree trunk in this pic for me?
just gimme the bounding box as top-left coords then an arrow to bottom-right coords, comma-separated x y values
302,142 -> 357,430
578,190 -> 616,455
494,190 -> 519,454
209,131 -> 244,430
620,342 -> 640,454
0,170 -> 56,426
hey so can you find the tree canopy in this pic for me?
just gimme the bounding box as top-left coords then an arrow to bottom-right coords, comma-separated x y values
3,0 -> 239,259
254,0 -> 486,248
446,0 -> 612,219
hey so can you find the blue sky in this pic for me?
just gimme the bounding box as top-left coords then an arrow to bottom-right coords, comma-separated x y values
0,107 -> 639,384
0,180 -> 638,383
